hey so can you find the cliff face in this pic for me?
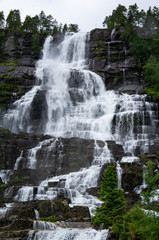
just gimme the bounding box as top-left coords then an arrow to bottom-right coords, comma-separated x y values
0,30 -> 44,112
89,28 -> 144,93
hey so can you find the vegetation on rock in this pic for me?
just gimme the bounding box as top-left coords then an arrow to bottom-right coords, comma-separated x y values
103,4 -> 159,102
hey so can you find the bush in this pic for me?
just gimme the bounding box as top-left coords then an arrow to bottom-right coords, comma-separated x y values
113,205 -> 159,240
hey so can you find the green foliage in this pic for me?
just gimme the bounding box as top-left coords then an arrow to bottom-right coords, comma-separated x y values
130,36 -> 150,66
31,34 -> 40,54
8,175 -> 21,186
1,8 -> 79,36
103,4 -> 159,31
39,216 -> 59,222
92,165 -> 126,228
22,15 -> 39,34
113,205 -> 159,240
68,24 -> 79,33
0,59 -> 18,66
6,9 -> 21,30
0,184 -> 7,191
141,160 -> 159,205
0,11 -> 5,28
144,56 -> 159,85
103,4 -> 127,29
0,31 -> 6,47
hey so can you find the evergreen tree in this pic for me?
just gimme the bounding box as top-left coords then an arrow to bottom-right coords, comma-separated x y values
103,4 -> 127,29
6,9 -> 21,30
92,165 -> 126,228
22,15 -> 39,34
0,11 -> 5,28
68,24 -> 79,32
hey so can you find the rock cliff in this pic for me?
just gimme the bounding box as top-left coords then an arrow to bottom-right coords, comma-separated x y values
89,28 -> 144,93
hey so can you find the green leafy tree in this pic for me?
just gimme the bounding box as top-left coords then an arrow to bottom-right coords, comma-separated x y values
6,9 -> 21,30
0,11 -> 5,28
92,165 -> 126,228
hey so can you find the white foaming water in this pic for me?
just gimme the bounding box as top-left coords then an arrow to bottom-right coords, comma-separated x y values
14,151 -> 23,170
28,228 -> 109,240
33,220 -> 56,230
3,32 -> 158,155
0,170 -> 13,183
14,186 -> 33,202
116,162 -> 122,189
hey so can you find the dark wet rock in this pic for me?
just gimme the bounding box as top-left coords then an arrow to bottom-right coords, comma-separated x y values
125,192 -> 141,209
89,28 -> 145,94
120,162 -> 143,192
107,141 -> 124,161
69,206 -> 91,221
86,187 -> 100,198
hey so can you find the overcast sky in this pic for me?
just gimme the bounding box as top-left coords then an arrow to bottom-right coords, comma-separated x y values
1,0 -> 159,31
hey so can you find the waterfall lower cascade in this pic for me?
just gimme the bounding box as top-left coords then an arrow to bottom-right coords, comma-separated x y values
2,32 -> 159,239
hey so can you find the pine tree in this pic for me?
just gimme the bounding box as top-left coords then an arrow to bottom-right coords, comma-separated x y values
6,9 -> 21,30
92,164 -> 126,228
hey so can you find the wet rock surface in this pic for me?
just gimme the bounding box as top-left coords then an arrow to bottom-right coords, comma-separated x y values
89,28 -> 144,93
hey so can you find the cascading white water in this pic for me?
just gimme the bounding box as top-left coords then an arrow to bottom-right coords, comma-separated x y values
28,228 -> 109,240
3,32 -> 158,155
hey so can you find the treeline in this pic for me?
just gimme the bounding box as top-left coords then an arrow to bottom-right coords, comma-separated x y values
0,9 -> 79,35
103,4 -> 159,31
103,4 -> 159,101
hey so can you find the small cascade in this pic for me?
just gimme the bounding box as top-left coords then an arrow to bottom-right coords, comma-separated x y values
33,221 -> 56,230
27,139 -> 56,169
116,162 -> 122,189
134,165 -> 147,195
34,209 -> 39,220
93,140 -> 113,165
14,186 -> 34,202
0,170 -> 13,184
0,207 -> 8,219
14,151 -> 23,170
0,203 -> 13,219
122,68 -> 126,86
107,42 -> 111,67
28,228 -> 109,240
111,28 -> 116,42
56,139 -> 64,175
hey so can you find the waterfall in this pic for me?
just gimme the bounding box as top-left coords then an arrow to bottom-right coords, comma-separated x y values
3,32 -> 158,155
2,32 -> 159,239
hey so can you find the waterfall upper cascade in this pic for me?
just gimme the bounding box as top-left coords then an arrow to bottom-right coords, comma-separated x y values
3,32 -> 159,155
1,31 -> 159,239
